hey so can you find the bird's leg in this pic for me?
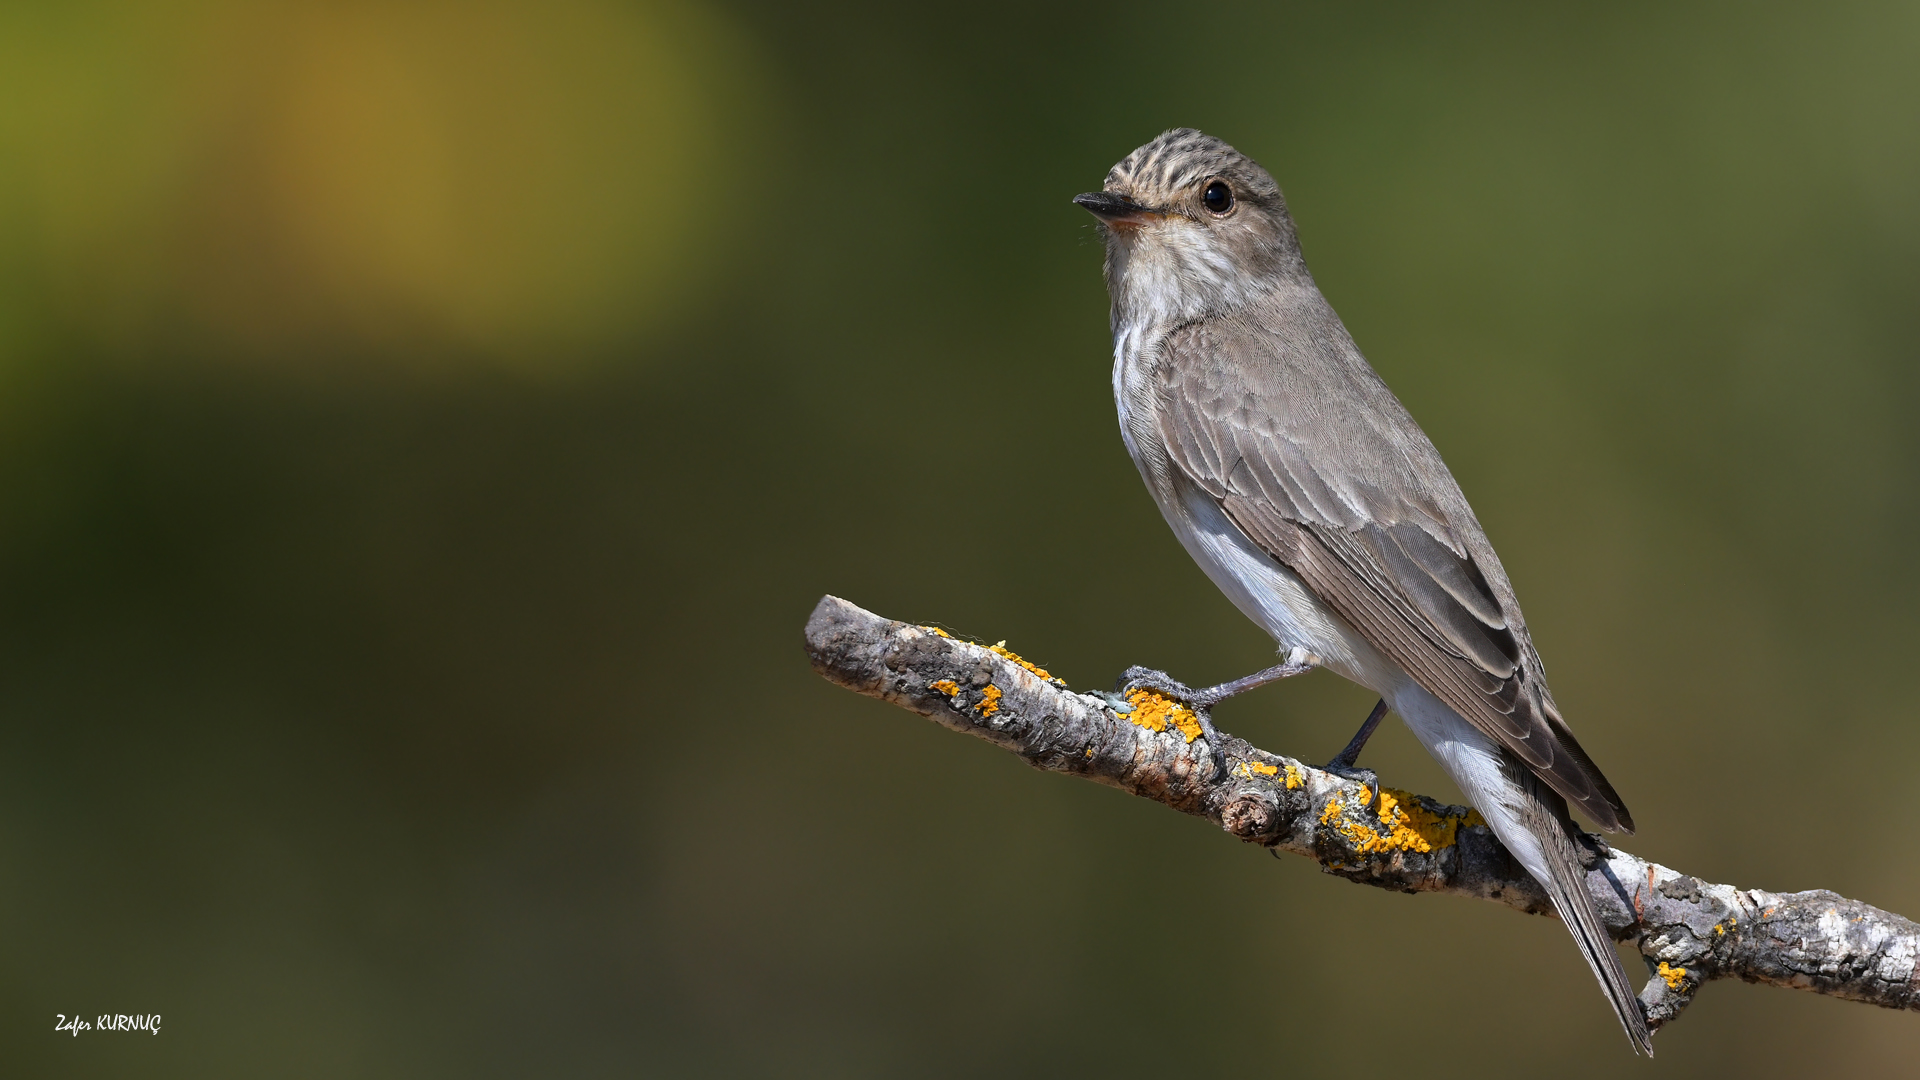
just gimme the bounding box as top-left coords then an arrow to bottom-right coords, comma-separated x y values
1326,698 -> 1388,770
1323,698 -> 1390,813
1108,648 -> 1319,774
1116,646 -> 1318,714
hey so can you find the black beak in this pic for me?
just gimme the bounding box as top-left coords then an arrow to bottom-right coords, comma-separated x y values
1073,190 -> 1159,225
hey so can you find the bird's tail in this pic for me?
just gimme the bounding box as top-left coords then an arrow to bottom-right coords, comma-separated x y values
1395,691 -> 1653,1054
1524,773 -> 1656,1056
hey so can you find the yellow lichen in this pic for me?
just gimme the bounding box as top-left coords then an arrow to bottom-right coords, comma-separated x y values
986,640 -> 1059,684
1714,918 -> 1735,937
1228,759 -> 1307,789
1119,688 -> 1204,743
921,627 -> 1066,687
1657,962 -> 1688,991
1317,786 -> 1486,855
930,678 -> 999,718
976,684 -> 1002,717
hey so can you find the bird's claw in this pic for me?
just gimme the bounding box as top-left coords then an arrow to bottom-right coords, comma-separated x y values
1323,763 -> 1382,814
1118,665 -> 1201,703
1116,665 -> 1229,711
1114,666 -> 1228,777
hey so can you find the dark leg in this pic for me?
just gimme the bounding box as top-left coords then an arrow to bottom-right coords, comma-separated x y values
1323,698 -> 1389,813
1327,698 -> 1389,771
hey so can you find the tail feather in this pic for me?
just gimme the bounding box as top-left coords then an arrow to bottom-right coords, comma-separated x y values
1394,689 -> 1653,1054
1530,783 -> 1655,1056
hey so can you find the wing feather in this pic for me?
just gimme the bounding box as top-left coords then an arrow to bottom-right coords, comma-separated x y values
1157,317 -> 1633,832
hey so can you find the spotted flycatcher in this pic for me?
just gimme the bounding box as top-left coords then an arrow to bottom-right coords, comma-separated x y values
1076,128 -> 1652,1054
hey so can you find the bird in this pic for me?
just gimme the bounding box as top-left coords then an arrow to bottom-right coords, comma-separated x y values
1074,128 -> 1652,1055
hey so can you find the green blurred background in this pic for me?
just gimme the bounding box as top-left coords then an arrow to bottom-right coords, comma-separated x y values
4,0 -> 1917,1075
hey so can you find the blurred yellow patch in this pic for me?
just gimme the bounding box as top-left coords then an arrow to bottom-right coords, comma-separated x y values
0,0 -> 762,372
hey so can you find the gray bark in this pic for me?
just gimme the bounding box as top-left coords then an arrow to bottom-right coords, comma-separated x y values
805,595 -> 1920,1031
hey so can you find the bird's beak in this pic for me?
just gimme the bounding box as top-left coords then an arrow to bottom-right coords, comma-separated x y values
1073,190 -> 1160,226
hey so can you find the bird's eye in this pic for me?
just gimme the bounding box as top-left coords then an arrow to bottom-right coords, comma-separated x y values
1202,180 -> 1234,215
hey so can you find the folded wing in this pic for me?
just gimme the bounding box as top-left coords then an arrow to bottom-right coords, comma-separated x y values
1157,316 -> 1634,832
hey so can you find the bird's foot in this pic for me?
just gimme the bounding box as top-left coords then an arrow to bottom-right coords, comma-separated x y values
1110,656 -> 1319,779
1117,653 -> 1315,713
1112,667 -> 1229,775
1117,666 -> 1217,710
1322,763 -> 1382,815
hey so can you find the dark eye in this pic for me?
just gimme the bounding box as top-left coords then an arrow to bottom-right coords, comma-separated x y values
1202,180 -> 1234,215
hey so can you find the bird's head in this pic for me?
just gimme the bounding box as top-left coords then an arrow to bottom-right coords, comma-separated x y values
1075,128 -> 1306,325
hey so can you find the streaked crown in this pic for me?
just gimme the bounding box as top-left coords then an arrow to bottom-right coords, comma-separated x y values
1104,128 -> 1283,208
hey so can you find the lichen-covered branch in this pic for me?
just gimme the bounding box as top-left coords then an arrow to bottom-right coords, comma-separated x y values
805,595 -> 1920,1032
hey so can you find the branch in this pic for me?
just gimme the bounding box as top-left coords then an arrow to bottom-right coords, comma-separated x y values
805,595 -> 1920,1032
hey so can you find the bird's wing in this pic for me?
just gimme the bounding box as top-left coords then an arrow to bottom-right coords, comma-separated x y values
1156,316 -> 1633,832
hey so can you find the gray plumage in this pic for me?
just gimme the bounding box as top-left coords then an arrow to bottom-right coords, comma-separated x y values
1078,128 -> 1652,1054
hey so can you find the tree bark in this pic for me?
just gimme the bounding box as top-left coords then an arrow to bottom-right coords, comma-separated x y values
805,594 -> 1920,1032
